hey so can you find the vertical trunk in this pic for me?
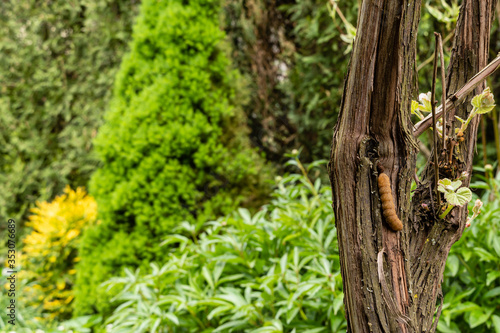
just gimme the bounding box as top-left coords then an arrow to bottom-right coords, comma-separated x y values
408,1 -> 497,331
329,1 -> 421,331
329,1 -> 497,332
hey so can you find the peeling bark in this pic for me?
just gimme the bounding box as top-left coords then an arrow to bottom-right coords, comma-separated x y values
329,1 -> 497,332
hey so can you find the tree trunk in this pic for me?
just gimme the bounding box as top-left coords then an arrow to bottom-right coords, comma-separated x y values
328,1 -> 497,332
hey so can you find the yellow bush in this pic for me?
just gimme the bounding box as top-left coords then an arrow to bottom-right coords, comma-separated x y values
20,186 -> 97,321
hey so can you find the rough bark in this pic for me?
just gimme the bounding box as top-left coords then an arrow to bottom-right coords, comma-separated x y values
329,1 -> 497,332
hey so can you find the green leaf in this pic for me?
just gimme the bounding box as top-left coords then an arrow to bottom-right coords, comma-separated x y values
445,187 -> 472,206
446,255 -> 460,277
492,315 -> 500,333
213,320 -> 249,332
483,287 -> 500,299
333,293 -> 344,315
476,105 -> 495,114
411,100 -> 419,114
286,307 -> 300,324
202,266 -> 214,289
486,271 -> 500,286
438,178 -> 453,193
436,320 -> 458,333
468,307 -> 494,328
473,247 -> 497,262
471,94 -> 482,108
450,180 -> 462,191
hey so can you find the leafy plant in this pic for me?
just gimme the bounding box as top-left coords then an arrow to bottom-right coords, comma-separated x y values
438,178 -> 473,219
439,173 -> 500,332
101,158 -> 346,332
74,0 -> 271,316
455,87 -> 496,136
19,187 -> 97,322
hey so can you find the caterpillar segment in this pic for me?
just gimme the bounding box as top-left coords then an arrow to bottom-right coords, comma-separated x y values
377,173 -> 403,231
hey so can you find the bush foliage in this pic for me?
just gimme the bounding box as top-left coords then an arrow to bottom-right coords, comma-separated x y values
0,0 -> 139,223
3,163 -> 500,333
74,0 -> 270,316
439,172 -> 500,333
101,158 -> 346,332
20,187 -> 97,322
98,162 -> 500,333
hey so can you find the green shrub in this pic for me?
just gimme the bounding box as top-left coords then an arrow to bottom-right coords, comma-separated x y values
95,160 -> 500,332
20,187 -> 97,322
0,0 -> 139,223
0,188 -> 98,331
74,0 -> 270,316
101,158 -> 346,332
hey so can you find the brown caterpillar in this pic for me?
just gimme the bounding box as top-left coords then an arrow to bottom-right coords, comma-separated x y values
377,172 -> 403,231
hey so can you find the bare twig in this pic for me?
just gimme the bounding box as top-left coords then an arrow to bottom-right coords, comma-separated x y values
430,290 -> 444,333
414,53 -> 500,137
431,33 -> 441,208
436,33 -> 447,149
417,31 -> 454,72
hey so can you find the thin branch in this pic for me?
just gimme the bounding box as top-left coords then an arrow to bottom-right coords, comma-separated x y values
414,53 -> 500,137
436,33 -> 447,150
430,290 -> 444,333
431,33 -> 441,208
417,31 -> 454,72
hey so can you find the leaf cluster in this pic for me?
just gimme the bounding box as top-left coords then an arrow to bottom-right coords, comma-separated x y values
440,174 -> 500,332
16,187 -> 96,323
99,160 -> 345,332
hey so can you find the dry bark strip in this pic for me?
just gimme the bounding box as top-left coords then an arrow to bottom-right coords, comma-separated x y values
329,1 -> 497,332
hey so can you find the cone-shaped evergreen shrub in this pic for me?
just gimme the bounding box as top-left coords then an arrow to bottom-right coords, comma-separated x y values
74,0 -> 270,315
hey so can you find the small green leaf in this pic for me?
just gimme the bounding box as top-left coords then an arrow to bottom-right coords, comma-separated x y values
450,180 -> 462,191
483,287 -> 500,299
444,192 -> 460,206
446,255 -> 460,277
438,178 -> 452,193
333,294 -> 344,315
468,308 -> 494,328
476,105 -> 495,114
471,94 -> 482,108
487,271 -> 500,286
455,187 -> 472,206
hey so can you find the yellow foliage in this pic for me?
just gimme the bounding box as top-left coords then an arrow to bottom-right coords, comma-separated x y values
20,186 -> 97,321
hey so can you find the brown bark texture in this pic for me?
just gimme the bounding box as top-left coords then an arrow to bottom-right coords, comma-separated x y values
328,1 -> 497,332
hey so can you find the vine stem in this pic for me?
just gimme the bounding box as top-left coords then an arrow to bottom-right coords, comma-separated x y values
431,33 -> 441,208
414,53 -> 500,136
439,204 -> 453,219
436,33 -> 447,150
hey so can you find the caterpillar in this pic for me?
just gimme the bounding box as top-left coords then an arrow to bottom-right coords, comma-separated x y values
377,171 -> 403,231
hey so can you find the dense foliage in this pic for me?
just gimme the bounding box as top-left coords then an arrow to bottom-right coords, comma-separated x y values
74,0 -> 270,316
3,162 -> 500,332
0,0 -> 139,223
98,158 -> 345,332
439,171 -> 500,332
20,187 -> 97,321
